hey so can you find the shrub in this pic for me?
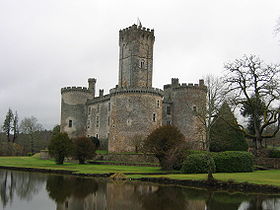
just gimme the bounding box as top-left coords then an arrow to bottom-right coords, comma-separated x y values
181,153 -> 216,174
89,136 -> 100,149
269,150 -> 280,158
143,125 -> 185,170
212,151 -> 253,172
73,136 -> 97,164
0,142 -> 25,156
48,133 -> 73,164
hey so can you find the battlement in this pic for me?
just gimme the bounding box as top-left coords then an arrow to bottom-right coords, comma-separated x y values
61,86 -> 90,94
164,78 -> 207,92
110,87 -> 163,96
119,24 -> 155,44
87,94 -> 110,105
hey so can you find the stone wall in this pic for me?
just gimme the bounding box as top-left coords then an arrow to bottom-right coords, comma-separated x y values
256,158 -> 280,169
86,95 -> 110,148
96,153 -> 159,164
109,89 -> 163,152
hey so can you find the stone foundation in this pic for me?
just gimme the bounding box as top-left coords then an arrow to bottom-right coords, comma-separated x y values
256,158 -> 280,169
95,153 -> 159,164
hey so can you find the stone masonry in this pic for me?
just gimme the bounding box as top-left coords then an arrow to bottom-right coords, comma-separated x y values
60,24 -> 207,152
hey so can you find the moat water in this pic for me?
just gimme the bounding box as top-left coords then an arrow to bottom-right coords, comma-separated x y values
0,169 -> 279,210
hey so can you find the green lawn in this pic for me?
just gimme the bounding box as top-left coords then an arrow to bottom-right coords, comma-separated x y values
0,156 -> 163,174
0,156 -> 280,187
128,170 -> 280,186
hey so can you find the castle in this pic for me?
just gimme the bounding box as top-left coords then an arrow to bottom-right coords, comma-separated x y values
60,24 -> 207,152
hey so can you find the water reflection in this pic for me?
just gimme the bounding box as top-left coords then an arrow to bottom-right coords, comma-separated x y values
0,169 -> 280,210
0,170 -> 46,209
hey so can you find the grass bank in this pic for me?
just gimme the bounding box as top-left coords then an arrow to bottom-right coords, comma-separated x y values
0,156 -> 163,174
0,156 -> 280,188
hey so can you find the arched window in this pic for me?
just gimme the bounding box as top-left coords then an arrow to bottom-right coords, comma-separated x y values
68,120 -> 72,128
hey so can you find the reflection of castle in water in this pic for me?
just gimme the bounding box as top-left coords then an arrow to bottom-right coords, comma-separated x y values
56,181 -> 160,210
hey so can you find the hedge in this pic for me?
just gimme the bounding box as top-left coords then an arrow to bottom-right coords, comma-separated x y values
211,151 -> 254,172
181,153 -> 216,174
269,150 -> 280,158
182,151 -> 254,173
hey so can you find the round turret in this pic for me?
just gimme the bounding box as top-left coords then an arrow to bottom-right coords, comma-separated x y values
163,79 -> 207,149
60,86 -> 93,138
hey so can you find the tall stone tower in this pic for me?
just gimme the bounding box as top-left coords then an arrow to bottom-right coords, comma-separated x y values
118,24 -> 155,88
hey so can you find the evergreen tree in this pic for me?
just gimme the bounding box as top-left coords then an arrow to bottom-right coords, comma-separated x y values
2,108 -> 14,142
12,111 -> 19,143
210,102 -> 248,152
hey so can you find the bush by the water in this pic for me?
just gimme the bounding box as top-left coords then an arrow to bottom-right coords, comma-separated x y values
212,151 -> 253,172
143,125 -> 185,170
48,133 -> 73,164
181,153 -> 216,174
73,136 -> 97,164
269,150 -> 280,158
181,150 -> 253,173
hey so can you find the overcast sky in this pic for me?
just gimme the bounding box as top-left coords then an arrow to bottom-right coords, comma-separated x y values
0,0 -> 280,129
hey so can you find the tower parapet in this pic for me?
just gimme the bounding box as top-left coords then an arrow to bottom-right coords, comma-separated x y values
164,78 -> 207,91
61,86 -> 89,93
110,87 -> 163,96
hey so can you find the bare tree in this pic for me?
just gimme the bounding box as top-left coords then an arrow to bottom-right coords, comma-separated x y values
224,54 -> 280,150
20,116 -> 43,154
192,75 -> 225,181
194,75 -> 225,151
2,108 -> 14,142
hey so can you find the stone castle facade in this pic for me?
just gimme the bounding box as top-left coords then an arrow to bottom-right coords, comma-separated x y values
60,24 -> 207,152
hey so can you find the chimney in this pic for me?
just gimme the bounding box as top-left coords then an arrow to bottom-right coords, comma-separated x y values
88,78 -> 96,97
99,89 -> 104,97
199,79 -> 204,86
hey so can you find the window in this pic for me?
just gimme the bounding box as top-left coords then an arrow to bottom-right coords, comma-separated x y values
108,102 -> 111,111
167,106 -> 171,115
96,116 -> 99,127
88,107 -> 91,115
97,104 -> 100,113
87,120 -> 90,129
152,113 -> 156,122
193,105 -> 197,112
68,120 -> 72,128
157,100 -> 160,108
108,116 -> 110,126
96,133 -> 99,139
139,59 -> 145,69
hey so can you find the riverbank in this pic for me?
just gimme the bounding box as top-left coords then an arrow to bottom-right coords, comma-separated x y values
1,156 -> 280,194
